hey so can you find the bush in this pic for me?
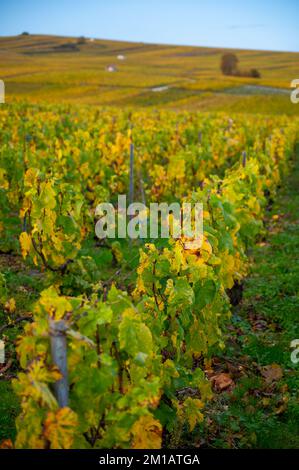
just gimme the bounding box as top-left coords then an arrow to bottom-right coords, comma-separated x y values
250,68 -> 261,78
77,36 -> 86,45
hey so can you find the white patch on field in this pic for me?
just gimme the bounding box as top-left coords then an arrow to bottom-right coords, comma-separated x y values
106,65 -> 117,72
152,85 -> 169,92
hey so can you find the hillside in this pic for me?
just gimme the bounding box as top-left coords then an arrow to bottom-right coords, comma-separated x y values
0,34 -> 298,113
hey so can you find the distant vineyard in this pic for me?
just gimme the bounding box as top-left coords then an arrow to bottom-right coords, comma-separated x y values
0,103 -> 298,448
1,35 -> 298,114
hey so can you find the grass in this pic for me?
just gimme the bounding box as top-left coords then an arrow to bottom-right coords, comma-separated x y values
0,382 -> 20,442
0,34 -> 298,113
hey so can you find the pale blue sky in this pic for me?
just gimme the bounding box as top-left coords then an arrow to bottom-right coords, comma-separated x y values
1,0 -> 298,52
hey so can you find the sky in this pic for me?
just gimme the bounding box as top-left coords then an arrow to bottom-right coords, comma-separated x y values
1,0 -> 299,52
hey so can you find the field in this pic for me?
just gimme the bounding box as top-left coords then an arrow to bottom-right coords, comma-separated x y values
1,34 -> 299,114
0,34 -> 298,450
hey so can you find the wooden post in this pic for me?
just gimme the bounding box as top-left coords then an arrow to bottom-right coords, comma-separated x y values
129,143 -> 134,206
242,151 -> 247,168
49,319 -> 69,408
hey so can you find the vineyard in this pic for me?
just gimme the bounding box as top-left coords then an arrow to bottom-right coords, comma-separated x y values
1,34 -> 298,115
0,102 -> 298,448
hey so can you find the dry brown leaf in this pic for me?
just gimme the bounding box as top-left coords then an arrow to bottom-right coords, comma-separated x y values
211,372 -> 234,392
0,439 -> 13,449
260,364 -> 283,384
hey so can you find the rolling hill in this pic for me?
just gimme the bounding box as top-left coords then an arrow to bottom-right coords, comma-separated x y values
0,34 -> 298,113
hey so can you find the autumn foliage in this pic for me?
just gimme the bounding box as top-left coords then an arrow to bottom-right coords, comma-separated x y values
0,104 -> 297,448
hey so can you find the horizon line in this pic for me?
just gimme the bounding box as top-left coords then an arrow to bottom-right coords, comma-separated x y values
0,33 -> 298,55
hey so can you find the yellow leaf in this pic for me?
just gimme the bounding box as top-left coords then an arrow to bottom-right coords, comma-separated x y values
131,415 -> 162,449
24,168 -> 39,188
44,407 -> 77,449
182,397 -> 204,431
38,286 -> 72,320
5,297 -> 16,314
19,232 -> 31,258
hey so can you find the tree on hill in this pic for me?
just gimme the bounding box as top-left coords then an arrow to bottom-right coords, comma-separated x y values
77,36 -> 86,45
220,53 -> 239,76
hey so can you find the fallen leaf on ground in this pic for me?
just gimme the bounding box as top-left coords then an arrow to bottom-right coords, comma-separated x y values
260,364 -> 283,384
211,373 -> 234,392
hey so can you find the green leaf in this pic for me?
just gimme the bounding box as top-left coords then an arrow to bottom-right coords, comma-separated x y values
78,303 -> 113,336
119,310 -> 153,357
194,279 -> 217,310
